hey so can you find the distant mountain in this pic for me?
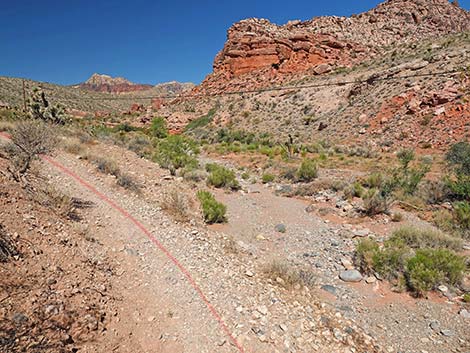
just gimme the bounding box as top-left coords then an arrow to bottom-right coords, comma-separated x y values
77,73 -> 194,94
77,73 -> 153,93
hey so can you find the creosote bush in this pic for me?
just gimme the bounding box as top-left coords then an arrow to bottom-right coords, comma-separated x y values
149,117 -> 168,138
263,260 -> 316,289
296,159 -> 318,182
355,225 -> 466,296
197,190 -> 227,224
206,164 -> 240,190
261,173 -> 275,184
153,135 -> 199,175
406,249 -> 466,296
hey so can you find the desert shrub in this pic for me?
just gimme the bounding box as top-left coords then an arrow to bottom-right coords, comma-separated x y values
197,190 -> 226,224
445,142 -> 470,201
454,201 -> 470,231
127,134 -> 151,157
432,209 -> 455,233
206,164 -> 240,190
184,108 -> 216,131
153,135 -> 199,175
464,293 -> 470,303
406,249 -> 466,296
33,185 -> 77,220
117,173 -> 141,192
180,166 -> 206,182
344,181 -> 364,199
263,260 -> 316,289
362,173 -> 383,188
397,148 -> 415,170
161,190 -> 191,222
241,172 -> 250,180
149,117 -> 168,138
262,173 -> 275,184
296,159 -> 318,182
390,225 -> 462,251
2,120 -> 57,177
447,174 -> 470,200
362,188 -> 392,215
94,157 -> 120,176
418,180 -> 450,204
446,141 -> 470,175
355,238 -> 380,274
373,239 -> 411,280
62,140 -> 84,155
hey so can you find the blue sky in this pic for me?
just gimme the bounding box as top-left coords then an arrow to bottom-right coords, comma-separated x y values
1,0 -> 468,85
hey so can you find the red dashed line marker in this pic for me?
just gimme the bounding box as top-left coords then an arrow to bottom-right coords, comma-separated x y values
0,131 -> 246,353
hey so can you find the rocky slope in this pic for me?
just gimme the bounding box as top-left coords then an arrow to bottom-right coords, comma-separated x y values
197,0 -> 470,93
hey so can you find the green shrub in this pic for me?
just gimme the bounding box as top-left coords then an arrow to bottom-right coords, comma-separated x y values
447,174 -> 470,200
296,159 -> 318,182
153,135 -> 199,175
206,164 -> 240,190
197,190 -> 227,224
463,293 -> 470,303
363,173 -> 383,188
373,239 -> 411,280
262,173 -> 275,184
406,249 -> 466,296
355,239 -> 380,274
241,172 -> 250,180
149,117 -> 168,138
184,108 -> 216,131
390,226 -> 462,251
446,141 -> 470,175
344,181 -> 364,199
454,201 -> 470,230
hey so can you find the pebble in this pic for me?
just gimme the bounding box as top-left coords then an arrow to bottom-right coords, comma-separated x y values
440,329 -> 454,337
245,270 -> 254,277
274,224 -> 287,233
365,276 -> 377,284
353,229 -> 369,237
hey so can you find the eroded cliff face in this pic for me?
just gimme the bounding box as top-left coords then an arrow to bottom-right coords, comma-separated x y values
198,0 -> 470,93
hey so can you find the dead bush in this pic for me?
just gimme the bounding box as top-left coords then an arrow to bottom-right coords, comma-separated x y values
161,189 -> 191,222
263,260 -> 316,289
31,185 -> 78,220
116,173 -> 141,192
2,120 -> 57,178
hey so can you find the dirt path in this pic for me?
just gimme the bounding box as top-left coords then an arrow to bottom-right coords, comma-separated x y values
32,141 -> 382,353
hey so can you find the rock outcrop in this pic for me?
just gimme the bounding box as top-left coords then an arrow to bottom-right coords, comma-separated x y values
198,0 -> 470,92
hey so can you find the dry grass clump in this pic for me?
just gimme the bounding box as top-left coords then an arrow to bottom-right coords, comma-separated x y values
161,189 -> 191,222
31,185 -> 78,220
263,260 -> 316,289
62,139 -> 85,155
116,173 -> 141,192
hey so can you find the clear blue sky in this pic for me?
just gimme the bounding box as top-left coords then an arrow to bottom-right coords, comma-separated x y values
1,0 -> 468,85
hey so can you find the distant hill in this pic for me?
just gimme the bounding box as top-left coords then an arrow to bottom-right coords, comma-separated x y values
0,75 -> 195,113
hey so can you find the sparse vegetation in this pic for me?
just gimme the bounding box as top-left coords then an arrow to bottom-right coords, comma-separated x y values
355,226 -> 466,296
197,190 -> 227,224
